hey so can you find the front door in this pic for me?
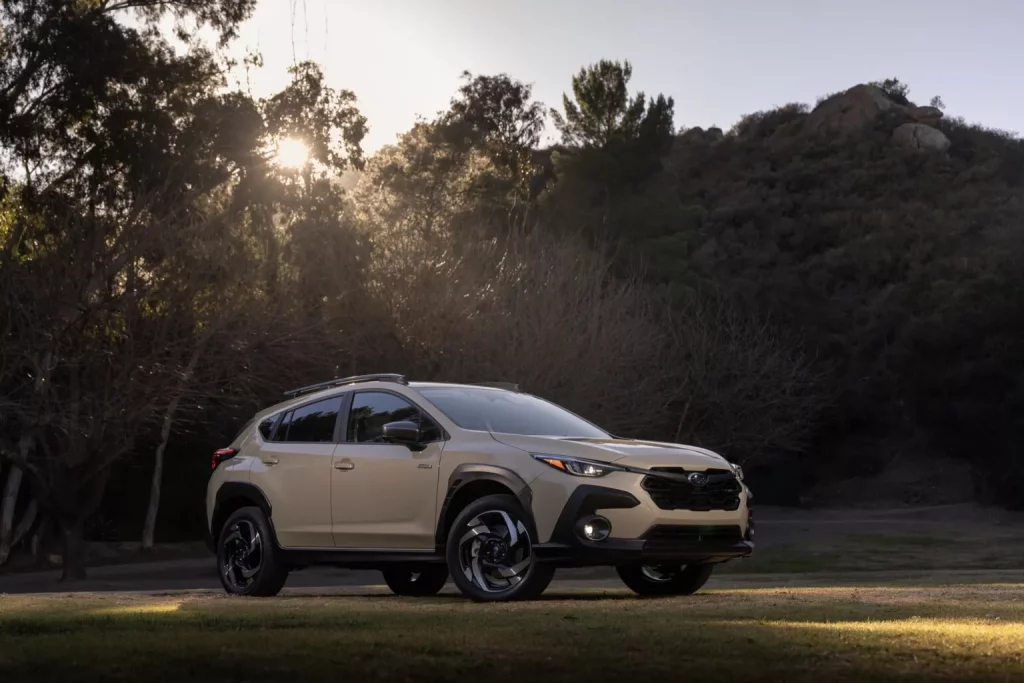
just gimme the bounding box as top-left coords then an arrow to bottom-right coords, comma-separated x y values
331,390 -> 443,549
249,394 -> 343,548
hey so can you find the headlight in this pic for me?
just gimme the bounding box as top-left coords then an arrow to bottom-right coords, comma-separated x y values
730,462 -> 744,481
532,454 -> 625,477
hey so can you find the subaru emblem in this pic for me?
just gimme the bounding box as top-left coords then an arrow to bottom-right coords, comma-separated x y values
687,472 -> 709,487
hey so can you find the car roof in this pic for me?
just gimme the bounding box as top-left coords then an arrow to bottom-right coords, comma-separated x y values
250,380 -> 515,423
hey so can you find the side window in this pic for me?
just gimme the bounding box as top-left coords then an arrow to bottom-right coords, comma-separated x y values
258,416 -> 277,440
347,392 -> 441,443
274,396 -> 343,443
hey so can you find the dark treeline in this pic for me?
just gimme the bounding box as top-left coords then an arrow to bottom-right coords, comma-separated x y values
1,2 -> 1022,577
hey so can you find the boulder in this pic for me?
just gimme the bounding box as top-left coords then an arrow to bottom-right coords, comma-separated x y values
678,126 -> 724,145
892,123 -> 951,153
803,84 -> 901,135
678,126 -> 707,144
907,105 -> 944,126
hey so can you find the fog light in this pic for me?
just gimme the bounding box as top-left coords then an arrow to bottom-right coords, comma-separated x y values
578,515 -> 611,541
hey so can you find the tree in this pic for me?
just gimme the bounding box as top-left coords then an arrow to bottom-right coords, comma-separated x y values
445,71 -> 546,196
0,0 -> 257,204
551,59 -> 674,154
0,0 -> 267,577
543,60 -> 677,242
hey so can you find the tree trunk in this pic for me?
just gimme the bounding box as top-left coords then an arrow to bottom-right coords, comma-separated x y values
141,335 -> 208,551
32,517 -> 51,569
140,396 -> 180,552
60,518 -> 87,580
11,498 -> 38,547
0,464 -> 23,564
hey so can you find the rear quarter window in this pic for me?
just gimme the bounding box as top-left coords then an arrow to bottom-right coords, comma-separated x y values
258,416 -> 278,440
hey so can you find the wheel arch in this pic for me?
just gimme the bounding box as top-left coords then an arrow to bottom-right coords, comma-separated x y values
435,464 -> 533,547
211,482 -> 277,547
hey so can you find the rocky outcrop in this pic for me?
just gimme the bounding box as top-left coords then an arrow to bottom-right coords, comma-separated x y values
678,126 -> 724,145
803,84 -> 902,134
907,105 -> 944,126
892,123 -> 951,153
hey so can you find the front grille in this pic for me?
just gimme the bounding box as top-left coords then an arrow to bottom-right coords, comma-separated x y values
643,524 -> 744,550
641,467 -> 742,511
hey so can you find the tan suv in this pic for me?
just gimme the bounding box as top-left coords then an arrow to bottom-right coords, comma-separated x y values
206,374 -> 753,601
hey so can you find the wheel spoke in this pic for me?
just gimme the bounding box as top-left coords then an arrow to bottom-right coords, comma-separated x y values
495,510 -> 519,546
470,556 -> 492,591
494,557 -> 531,578
459,524 -> 490,545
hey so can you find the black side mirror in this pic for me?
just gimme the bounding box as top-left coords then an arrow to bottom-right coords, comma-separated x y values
382,420 -> 421,447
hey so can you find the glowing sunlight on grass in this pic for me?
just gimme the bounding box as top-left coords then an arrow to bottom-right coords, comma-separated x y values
89,600 -> 184,616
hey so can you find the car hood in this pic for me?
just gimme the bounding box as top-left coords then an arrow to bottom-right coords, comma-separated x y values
489,433 -> 731,470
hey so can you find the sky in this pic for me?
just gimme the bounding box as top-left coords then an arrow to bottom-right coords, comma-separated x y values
227,0 -> 1022,153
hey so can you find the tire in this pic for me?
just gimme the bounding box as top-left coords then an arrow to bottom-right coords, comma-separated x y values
616,563 -> 714,597
217,506 -> 289,597
381,564 -> 449,596
445,493 -> 554,602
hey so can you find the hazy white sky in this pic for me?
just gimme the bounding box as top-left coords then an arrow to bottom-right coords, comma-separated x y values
228,0 -> 1021,152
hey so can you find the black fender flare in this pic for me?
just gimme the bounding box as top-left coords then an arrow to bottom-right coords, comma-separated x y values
210,482 -> 278,550
434,464 -> 533,546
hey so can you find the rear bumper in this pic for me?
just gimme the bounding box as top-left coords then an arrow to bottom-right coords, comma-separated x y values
534,484 -> 754,568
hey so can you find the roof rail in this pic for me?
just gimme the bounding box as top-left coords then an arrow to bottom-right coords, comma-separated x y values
283,373 -> 408,397
473,381 -> 521,392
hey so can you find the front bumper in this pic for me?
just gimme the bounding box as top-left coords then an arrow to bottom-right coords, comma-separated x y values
533,484 -> 754,567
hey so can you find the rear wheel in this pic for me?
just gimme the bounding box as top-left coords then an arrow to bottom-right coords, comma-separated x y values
446,494 -> 554,602
217,506 -> 289,597
381,564 -> 449,596
616,563 -> 714,597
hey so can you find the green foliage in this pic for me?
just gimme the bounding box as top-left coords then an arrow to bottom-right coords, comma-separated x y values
551,59 -> 674,152
445,71 -> 545,195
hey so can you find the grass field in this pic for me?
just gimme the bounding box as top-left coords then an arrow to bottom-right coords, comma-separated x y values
2,582 -> 1023,682
718,528 -> 1024,574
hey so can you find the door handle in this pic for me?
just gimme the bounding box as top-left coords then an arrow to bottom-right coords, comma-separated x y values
262,457 -> 279,466
334,460 -> 355,471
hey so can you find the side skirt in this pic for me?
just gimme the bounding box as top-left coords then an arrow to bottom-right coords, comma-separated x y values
277,546 -> 446,570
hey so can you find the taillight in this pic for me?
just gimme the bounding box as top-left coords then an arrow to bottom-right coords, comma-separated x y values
211,447 -> 239,470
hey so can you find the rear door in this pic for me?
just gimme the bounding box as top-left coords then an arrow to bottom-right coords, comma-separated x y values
331,390 -> 443,549
249,394 -> 344,548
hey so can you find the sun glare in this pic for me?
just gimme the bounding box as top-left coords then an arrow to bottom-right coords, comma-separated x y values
275,138 -> 309,169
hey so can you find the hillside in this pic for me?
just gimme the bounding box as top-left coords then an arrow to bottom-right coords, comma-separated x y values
629,84 -> 1024,506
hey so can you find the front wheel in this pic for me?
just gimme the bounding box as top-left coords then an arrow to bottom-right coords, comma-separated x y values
616,563 -> 714,597
446,494 -> 554,602
381,564 -> 449,596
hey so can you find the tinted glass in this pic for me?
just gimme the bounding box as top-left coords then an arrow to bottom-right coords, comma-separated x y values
272,410 -> 293,442
418,387 -> 608,437
280,396 -> 343,443
348,392 -> 440,443
258,416 -> 277,440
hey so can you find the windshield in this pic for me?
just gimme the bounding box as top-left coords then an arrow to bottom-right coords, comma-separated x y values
418,387 -> 609,437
